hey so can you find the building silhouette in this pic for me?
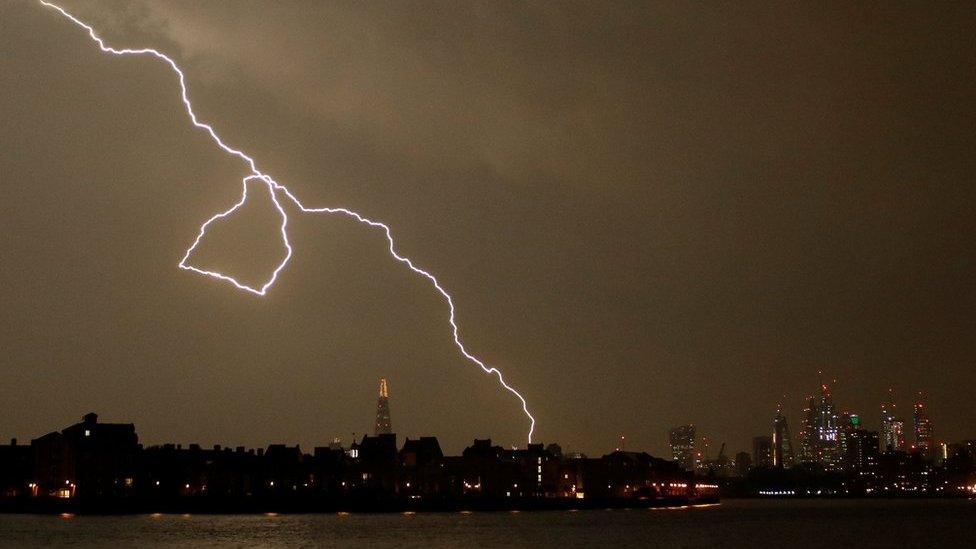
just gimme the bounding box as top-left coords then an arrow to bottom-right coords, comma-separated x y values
753,436 -> 773,469
31,413 -> 139,499
0,438 -> 31,499
668,425 -> 696,471
735,451 -> 752,477
375,378 -> 392,436
0,411 -> 719,512
2,401 -> 973,510
352,433 -> 398,494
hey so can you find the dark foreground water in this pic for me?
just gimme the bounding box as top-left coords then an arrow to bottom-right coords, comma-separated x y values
1,499 -> 974,548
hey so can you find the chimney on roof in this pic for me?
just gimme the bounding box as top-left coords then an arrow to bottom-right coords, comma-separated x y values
83,412 -> 98,425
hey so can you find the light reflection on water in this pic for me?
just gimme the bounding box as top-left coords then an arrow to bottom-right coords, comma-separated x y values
0,499 -> 974,548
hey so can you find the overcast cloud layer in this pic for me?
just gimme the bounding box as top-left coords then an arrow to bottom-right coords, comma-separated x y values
1,1 -> 974,456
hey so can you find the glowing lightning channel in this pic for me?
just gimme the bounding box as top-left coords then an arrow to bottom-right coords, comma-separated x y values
38,1 -> 535,443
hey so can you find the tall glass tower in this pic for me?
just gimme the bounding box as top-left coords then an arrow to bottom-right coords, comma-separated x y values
773,404 -> 795,468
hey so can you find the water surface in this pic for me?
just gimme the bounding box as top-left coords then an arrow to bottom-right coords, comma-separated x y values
1,499 -> 973,547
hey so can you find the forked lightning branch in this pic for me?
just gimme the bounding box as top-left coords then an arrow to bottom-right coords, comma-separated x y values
37,1 -> 536,443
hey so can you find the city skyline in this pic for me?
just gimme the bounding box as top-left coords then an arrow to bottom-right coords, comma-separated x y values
3,379 -> 972,508
3,370 -> 962,461
662,377 -> 960,471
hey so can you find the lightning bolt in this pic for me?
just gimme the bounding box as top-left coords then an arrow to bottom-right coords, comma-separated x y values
38,1 -> 536,443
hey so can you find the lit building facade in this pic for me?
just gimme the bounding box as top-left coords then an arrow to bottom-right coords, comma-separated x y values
772,406 -> 795,469
798,385 -> 841,469
844,429 -> 879,472
880,393 -> 906,452
912,398 -> 933,457
837,412 -> 859,466
668,425 -> 696,471
375,378 -> 392,436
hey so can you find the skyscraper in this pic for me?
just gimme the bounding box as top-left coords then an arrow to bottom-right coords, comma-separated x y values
798,395 -> 816,464
880,390 -> 906,452
772,405 -> 795,469
375,378 -> 392,435
668,425 -> 696,471
837,411 -> 860,465
845,428 -> 880,472
815,384 -> 841,470
912,395 -> 933,456
797,384 -> 841,469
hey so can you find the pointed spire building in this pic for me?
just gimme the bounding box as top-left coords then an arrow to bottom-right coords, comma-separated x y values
375,378 -> 392,435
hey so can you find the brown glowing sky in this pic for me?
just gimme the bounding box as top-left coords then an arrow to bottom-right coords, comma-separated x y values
1,1 -> 974,456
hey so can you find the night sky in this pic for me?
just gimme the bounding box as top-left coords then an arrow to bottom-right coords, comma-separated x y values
1,1 -> 974,457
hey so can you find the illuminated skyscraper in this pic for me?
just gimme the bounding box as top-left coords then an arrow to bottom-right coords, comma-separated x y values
837,411 -> 860,464
880,393 -> 896,448
374,378 -> 392,435
772,405 -> 795,469
880,391 -> 906,452
797,383 -> 841,469
817,384 -> 841,469
668,425 -> 696,471
912,395 -> 933,456
797,396 -> 814,463
798,395 -> 817,463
